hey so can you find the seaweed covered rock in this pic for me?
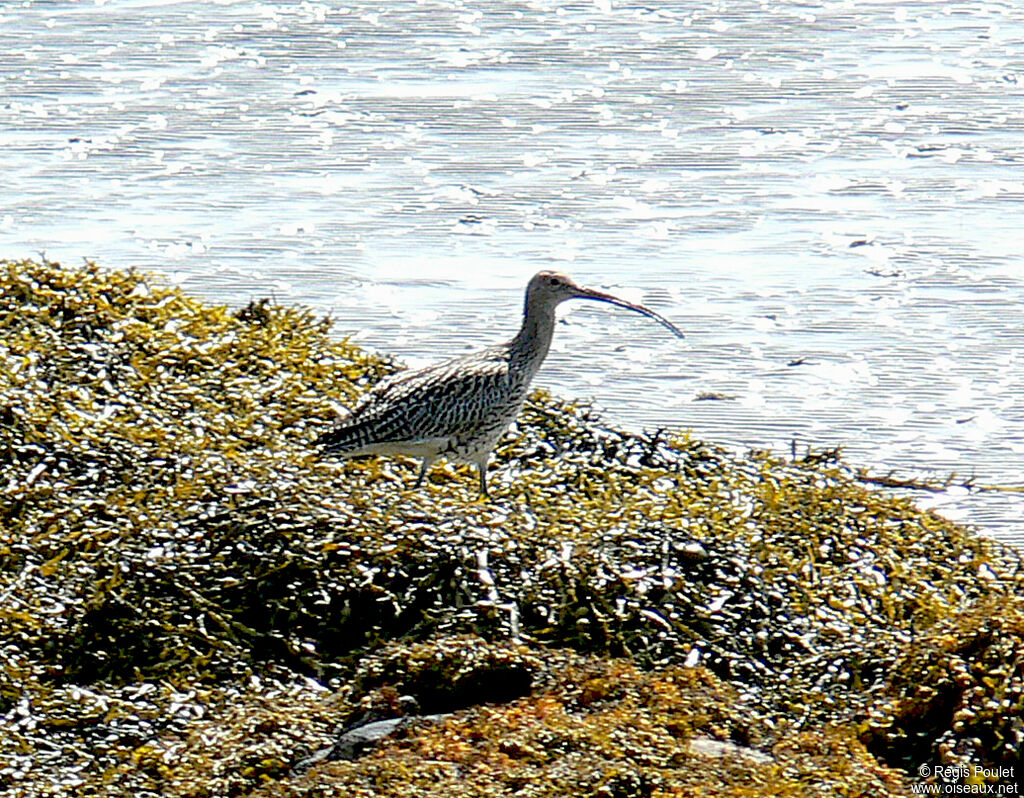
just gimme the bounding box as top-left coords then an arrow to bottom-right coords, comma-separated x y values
1,258 -> 1021,797
861,595 -> 1024,783
99,642 -> 906,798
259,652 -> 910,798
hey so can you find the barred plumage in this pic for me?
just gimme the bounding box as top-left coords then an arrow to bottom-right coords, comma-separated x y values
316,271 -> 684,496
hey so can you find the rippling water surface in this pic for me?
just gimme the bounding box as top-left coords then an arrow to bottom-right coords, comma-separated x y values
3,1 -> 1022,541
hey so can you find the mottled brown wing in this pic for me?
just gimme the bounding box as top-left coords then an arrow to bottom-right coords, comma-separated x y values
315,347 -> 514,454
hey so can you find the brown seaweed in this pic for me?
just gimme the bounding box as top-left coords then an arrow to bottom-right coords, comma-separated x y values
1,257 -> 1021,797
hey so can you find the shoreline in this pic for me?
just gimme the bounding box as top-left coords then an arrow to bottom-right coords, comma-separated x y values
1,257 -> 1021,797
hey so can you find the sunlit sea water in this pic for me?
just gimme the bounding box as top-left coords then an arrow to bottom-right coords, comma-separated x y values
2,1 -> 1022,543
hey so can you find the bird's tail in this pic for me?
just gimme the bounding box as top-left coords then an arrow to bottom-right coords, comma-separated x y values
315,418 -> 385,455
315,423 -> 356,453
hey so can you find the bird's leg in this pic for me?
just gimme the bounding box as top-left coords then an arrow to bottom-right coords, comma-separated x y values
476,457 -> 491,499
414,458 -> 432,489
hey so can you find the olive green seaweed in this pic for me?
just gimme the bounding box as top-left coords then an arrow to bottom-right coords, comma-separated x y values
1,258 -> 1021,798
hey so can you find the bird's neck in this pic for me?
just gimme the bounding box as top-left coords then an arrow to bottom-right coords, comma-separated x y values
510,297 -> 556,374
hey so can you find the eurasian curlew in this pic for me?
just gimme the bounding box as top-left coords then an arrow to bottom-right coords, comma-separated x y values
316,271 -> 684,496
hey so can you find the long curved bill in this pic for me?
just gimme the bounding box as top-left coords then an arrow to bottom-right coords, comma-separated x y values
576,286 -> 685,339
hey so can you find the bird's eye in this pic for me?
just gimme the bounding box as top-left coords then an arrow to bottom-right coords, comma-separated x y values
548,277 -> 560,287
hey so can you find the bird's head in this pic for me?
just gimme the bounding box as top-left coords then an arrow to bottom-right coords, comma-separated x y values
527,271 -> 588,304
526,270 -> 684,339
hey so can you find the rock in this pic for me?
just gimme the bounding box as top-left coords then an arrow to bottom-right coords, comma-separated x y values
688,735 -> 773,766
293,695 -> 451,772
